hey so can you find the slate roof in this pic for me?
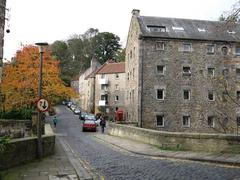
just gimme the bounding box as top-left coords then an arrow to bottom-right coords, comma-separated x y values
138,16 -> 240,42
96,62 -> 125,74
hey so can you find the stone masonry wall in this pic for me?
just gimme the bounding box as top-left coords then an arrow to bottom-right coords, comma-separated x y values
108,123 -> 240,153
0,124 -> 55,170
141,38 -> 240,133
125,13 -> 141,123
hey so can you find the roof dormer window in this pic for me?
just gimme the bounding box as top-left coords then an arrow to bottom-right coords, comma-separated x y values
147,25 -> 166,32
198,28 -> 206,32
172,26 -> 184,31
227,30 -> 236,34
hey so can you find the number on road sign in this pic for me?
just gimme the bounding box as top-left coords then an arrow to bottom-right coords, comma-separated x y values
37,98 -> 49,112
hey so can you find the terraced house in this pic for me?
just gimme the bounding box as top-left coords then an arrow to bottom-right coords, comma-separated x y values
125,9 -> 240,133
94,61 -> 125,119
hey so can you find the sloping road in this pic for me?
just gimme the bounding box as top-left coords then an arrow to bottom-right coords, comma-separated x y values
50,105 -> 240,180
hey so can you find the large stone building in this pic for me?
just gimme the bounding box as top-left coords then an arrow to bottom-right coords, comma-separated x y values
94,61 -> 125,119
0,0 -> 6,83
125,9 -> 240,133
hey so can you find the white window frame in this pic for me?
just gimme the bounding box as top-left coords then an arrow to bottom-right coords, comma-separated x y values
156,65 -> 166,75
207,116 -> 215,127
235,46 -> 240,55
115,73 -> 119,79
183,66 -> 191,76
156,89 -> 165,100
207,44 -> 215,54
156,115 -> 164,127
183,90 -> 191,100
207,67 -> 215,77
156,41 -> 165,50
182,43 -> 192,52
100,74 -> 106,79
115,84 -> 119,90
182,115 -> 190,127
115,95 -> 119,101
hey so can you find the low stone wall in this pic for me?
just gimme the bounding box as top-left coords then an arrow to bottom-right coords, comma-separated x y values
0,119 -> 32,138
0,124 -> 55,170
108,123 -> 240,153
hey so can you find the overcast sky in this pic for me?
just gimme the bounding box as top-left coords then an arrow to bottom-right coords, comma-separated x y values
3,0 -> 237,60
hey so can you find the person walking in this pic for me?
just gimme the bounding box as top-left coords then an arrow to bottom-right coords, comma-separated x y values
52,116 -> 58,128
100,116 -> 106,133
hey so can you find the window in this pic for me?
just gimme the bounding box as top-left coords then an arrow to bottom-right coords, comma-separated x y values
208,68 -> 215,77
101,74 -> 105,79
156,65 -> 165,75
115,73 -> 119,79
183,66 -> 191,76
235,46 -> 240,55
127,72 -> 129,80
207,116 -> 215,127
236,68 -> 240,78
237,91 -> 240,100
133,68 -> 135,78
182,43 -> 191,52
182,115 -> 190,127
221,46 -> 228,55
183,90 -> 190,100
147,25 -> 166,32
115,84 -> 119,90
101,84 -> 107,90
156,42 -> 165,50
208,91 -> 214,101
156,115 -> 164,127
172,26 -> 184,31
156,89 -> 164,100
207,45 -> 214,54
237,116 -> 240,127
198,28 -> 206,32
115,95 -> 119,101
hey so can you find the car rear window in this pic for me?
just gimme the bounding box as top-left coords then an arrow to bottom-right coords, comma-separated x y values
84,120 -> 96,124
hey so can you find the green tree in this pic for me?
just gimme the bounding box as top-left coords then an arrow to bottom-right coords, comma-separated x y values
91,32 -> 121,64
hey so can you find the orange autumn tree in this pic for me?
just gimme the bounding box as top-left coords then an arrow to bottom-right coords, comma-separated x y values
1,45 -> 77,111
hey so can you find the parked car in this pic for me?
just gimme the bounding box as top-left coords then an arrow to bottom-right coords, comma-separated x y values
84,114 -> 96,121
67,101 -> 73,108
73,108 -> 81,115
82,120 -> 97,132
79,112 -> 88,120
70,104 -> 77,111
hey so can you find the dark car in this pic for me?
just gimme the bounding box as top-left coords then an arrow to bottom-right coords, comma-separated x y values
82,120 -> 97,132
79,112 -> 87,120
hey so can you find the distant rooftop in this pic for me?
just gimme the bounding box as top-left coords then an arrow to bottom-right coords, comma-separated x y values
96,61 -> 125,74
137,14 -> 240,42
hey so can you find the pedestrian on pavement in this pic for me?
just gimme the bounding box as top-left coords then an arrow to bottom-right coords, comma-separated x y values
100,116 -> 106,133
52,116 -> 58,128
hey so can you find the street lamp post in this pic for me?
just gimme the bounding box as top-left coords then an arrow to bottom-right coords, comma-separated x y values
35,42 -> 48,159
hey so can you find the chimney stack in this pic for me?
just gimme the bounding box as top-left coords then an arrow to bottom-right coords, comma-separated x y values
132,9 -> 140,17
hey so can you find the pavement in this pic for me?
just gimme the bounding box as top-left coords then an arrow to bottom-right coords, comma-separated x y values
2,130 -> 240,180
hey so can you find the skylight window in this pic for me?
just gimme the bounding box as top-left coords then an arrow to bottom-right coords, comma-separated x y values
172,26 -> 184,31
198,28 -> 206,32
227,30 -> 236,34
147,25 -> 166,32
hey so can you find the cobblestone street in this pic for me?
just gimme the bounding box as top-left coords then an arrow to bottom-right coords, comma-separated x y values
56,105 -> 240,180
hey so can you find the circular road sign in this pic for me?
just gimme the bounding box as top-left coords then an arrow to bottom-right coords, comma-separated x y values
37,98 -> 49,112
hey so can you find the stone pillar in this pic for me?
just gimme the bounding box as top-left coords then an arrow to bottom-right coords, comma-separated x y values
31,111 -> 38,135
